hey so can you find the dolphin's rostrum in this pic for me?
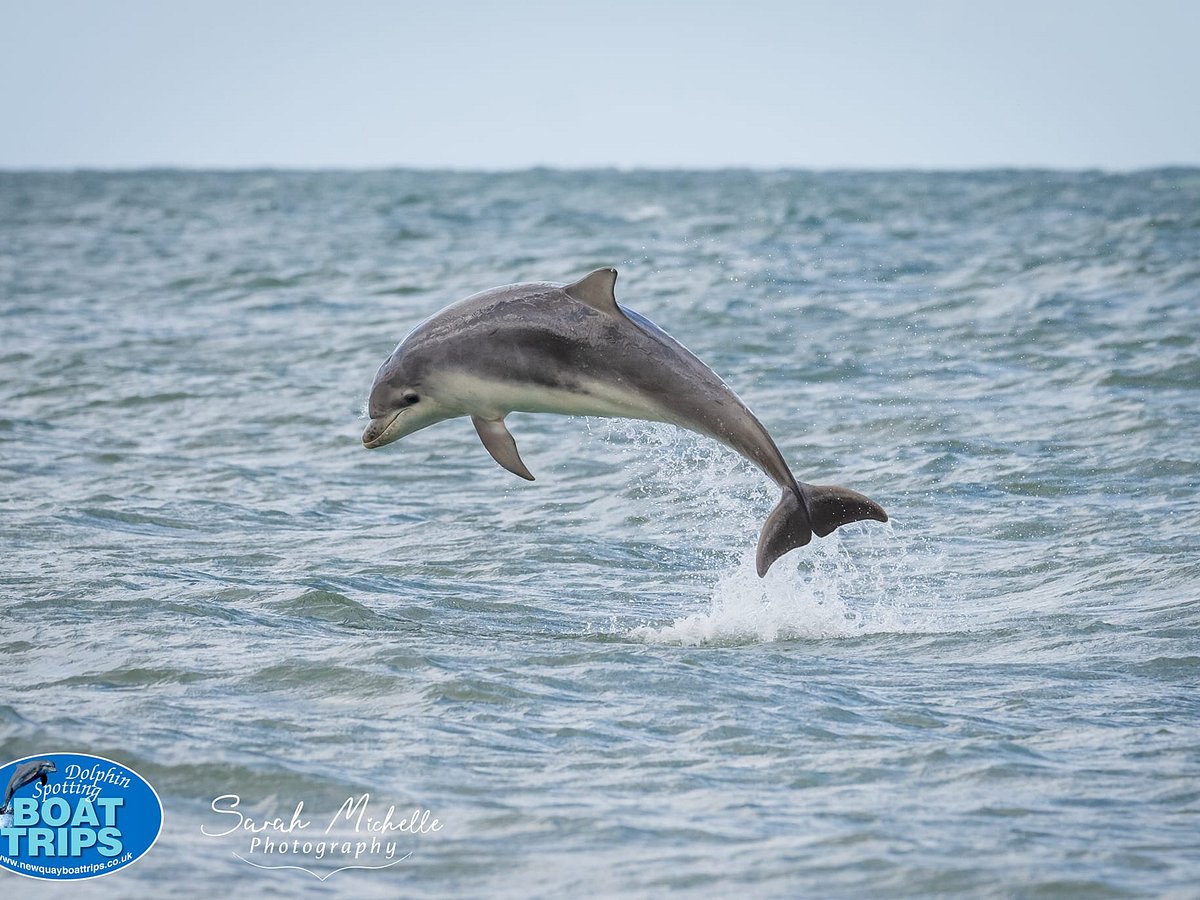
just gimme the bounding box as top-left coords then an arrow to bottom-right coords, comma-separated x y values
363,268 -> 887,575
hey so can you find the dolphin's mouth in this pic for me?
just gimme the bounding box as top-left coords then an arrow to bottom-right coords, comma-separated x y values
362,410 -> 404,449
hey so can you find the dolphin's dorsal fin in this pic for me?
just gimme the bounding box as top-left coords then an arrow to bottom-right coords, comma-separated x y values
472,415 -> 535,481
564,267 -> 620,316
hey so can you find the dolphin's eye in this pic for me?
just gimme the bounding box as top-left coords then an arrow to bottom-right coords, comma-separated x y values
403,392 -> 419,406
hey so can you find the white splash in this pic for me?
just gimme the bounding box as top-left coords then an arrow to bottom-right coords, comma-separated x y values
590,421 -> 951,646
632,525 -> 940,645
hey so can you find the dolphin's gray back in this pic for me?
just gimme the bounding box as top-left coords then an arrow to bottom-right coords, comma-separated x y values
404,282 -> 797,490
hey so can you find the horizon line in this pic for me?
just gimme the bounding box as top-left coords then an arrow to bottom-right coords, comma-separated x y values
2,162 -> 1198,176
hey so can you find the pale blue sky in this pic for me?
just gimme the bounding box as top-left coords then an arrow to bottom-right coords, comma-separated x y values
1,0 -> 1197,169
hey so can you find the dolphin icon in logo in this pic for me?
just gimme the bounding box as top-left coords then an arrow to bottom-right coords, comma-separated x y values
1,759 -> 56,815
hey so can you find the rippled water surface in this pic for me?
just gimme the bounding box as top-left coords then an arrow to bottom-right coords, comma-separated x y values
2,169 -> 1198,896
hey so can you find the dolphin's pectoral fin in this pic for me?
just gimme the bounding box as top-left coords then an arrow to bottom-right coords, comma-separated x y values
38,774 -> 47,786
472,415 -> 535,481
564,267 -> 623,317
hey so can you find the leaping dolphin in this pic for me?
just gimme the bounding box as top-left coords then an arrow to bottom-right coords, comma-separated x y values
362,268 -> 887,576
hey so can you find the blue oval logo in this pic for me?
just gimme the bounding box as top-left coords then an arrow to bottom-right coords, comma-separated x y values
0,752 -> 163,881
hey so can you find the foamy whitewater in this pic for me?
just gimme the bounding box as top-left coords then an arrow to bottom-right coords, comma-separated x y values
1,169 -> 1198,896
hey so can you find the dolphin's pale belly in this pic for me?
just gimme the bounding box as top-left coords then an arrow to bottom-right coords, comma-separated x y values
432,370 -> 671,423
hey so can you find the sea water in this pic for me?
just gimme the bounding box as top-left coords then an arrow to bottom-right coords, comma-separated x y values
1,169 -> 1198,896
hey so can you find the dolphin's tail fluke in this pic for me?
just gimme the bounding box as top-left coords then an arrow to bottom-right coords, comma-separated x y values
755,483 -> 888,577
